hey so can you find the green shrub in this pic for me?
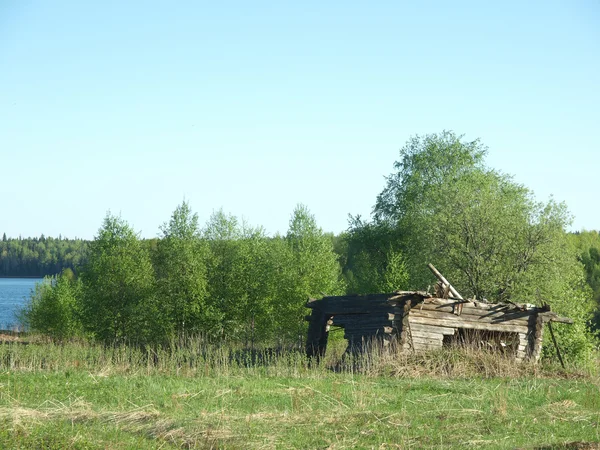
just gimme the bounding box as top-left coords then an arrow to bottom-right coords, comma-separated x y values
20,272 -> 83,341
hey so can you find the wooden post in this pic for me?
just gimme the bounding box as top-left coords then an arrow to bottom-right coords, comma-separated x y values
428,263 -> 464,314
427,264 -> 463,300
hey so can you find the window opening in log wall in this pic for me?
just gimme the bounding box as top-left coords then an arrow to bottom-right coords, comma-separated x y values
442,329 -> 520,355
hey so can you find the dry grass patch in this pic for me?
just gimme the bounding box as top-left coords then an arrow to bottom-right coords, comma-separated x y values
0,402 -> 240,449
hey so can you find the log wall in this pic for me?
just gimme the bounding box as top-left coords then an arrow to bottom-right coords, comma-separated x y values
305,291 -> 568,362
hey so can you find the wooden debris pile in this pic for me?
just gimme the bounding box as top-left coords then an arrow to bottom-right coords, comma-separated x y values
305,264 -> 572,364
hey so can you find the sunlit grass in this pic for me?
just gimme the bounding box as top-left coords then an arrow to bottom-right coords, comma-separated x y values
0,337 -> 599,449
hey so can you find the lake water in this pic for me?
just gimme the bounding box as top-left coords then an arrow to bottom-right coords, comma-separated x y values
0,278 -> 42,329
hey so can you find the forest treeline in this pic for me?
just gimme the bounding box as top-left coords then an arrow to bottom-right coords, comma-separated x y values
13,131 -> 600,362
0,235 -> 87,277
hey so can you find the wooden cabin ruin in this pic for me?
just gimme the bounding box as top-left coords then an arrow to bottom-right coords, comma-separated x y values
305,265 -> 573,363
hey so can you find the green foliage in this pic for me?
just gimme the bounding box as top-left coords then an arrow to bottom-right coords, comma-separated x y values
200,205 -> 344,345
154,201 -> 214,338
342,218 -> 408,294
278,204 -> 345,341
374,130 -> 487,223
79,213 -> 166,345
570,230 -> 600,330
19,271 -> 83,341
203,210 -> 273,343
0,235 -> 88,277
202,209 -> 247,339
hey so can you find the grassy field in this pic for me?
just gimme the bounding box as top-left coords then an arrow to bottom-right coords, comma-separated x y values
0,339 -> 599,449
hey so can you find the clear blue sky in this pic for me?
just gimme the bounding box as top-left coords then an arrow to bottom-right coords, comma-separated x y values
1,1 -> 598,239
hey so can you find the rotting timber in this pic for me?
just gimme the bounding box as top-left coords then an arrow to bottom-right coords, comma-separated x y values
305,265 -> 573,363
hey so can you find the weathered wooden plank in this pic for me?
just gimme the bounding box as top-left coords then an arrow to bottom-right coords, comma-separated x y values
343,326 -> 395,336
410,309 -> 533,327
333,315 -> 392,325
408,321 -> 456,336
410,330 -> 445,341
421,297 -> 540,313
333,316 -> 394,325
412,336 -> 443,345
345,326 -> 394,335
416,303 -> 532,322
428,264 -> 464,300
539,312 -> 574,324
409,315 -> 529,334
413,341 -> 443,351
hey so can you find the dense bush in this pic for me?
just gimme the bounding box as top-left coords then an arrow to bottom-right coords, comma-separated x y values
19,269 -> 83,341
21,203 -> 344,347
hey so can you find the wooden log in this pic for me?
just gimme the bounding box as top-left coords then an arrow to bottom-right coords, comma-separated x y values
411,330 -> 445,341
410,308 -> 529,327
400,293 -> 413,347
408,315 -> 530,334
411,336 -> 443,345
413,341 -> 443,351
333,314 -> 392,323
335,313 -> 393,320
427,264 -> 463,300
335,321 -> 392,330
417,303 -> 532,322
422,298 -> 533,312
529,314 -> 544,362
344,326 -> 394,334
408,322 -> 456,336
409,309 -> 531,326
539,312 -> 574,324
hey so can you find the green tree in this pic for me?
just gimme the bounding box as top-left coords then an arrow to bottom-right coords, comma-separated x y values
202,211 -> 283,344
277,204 -> 345,342
154,201 -> 215,338
20,271 -> 83,341
80,213 -> 165,345
570,230 -> 600,330
202,210 -> 243,339
375,131 -> 487,224
343,218 -> 408,294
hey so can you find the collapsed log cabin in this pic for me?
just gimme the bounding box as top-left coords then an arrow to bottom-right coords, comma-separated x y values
305,265 -> 573,363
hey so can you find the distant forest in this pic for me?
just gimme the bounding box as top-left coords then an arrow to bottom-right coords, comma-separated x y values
0,234 -> 88,277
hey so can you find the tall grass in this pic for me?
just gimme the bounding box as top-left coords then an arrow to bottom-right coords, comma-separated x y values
1,333 -> 596,380
1,335 -> 599,448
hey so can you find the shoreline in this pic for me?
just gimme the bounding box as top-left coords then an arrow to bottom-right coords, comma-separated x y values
0,276 -> 45,279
